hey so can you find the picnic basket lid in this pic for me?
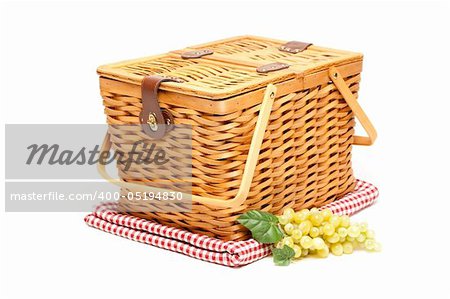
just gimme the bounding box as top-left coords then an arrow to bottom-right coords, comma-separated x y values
97,35 -> 362,100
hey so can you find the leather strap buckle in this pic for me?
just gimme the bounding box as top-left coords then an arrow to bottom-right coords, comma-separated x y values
139,76 -> 181,139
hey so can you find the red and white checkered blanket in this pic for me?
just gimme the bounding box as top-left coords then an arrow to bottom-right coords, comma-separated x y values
84,179 -> 378,267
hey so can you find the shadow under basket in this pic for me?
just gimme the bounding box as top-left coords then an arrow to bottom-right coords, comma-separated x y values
97,35 -> 377,241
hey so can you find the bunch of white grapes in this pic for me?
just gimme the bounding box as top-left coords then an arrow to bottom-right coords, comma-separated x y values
276,208 -> 381,259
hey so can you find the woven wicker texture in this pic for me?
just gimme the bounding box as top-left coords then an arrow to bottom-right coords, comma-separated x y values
99,36 -> 363,241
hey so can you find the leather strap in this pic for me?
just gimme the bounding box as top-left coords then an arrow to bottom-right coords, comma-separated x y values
256,62 -> 290,73
139,76 -> 179,139
181,49 -> 214,59
279,41 -> 312,54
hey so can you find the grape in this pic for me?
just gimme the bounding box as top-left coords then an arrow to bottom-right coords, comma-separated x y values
364,239 -> 376,250
292,213 -> 302,224
278,215 -> 290,225
300,208 -> 310,217
327,233 -> 340,244
298,220 -> 312,235
329,215 -> 341,227
320,209 -> 333,220
283,208 -> 295,221
284,223 -> 295,235
291,229 -> 303,241
293,245 -> 302,258
342,241 -> 354,254
282,236 -> 294,248
293,210 -> 309,223
316,246 -> 329,258
312,237 -> 326,250
323,223 -> 335,236
330,243 -> 344,256
310,212 -> 324,226
299,236 -> 313,249
359,222 -> 368,233
356,233 -> 366,243
309,227 -> 320,238
319,226 -> 324,235
347,225 -> 361,238
337,227 -> 348,238
301,249 -> 309,257
340,215 -> 350,228
310,207 -> 320,214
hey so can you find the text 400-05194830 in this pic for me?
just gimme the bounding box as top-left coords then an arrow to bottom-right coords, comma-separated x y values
124,191 -> 184,201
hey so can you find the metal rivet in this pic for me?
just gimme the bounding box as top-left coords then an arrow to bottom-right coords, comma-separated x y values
333,72 -> 338,78
147,113 -> 158,131
270,92 -> 275,99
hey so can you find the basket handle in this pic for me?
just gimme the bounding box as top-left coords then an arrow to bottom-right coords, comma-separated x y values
97,84 -> 278,208
329,66 -> 377,146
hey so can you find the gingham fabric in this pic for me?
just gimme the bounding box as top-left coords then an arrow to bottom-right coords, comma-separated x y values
84,179 -> 378,267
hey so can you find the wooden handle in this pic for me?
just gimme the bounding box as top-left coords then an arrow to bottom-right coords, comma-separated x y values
329,67 -> 377,146
97,84 -> 278,208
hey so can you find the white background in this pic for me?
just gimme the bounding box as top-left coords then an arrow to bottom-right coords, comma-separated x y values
1,1 -> 449,298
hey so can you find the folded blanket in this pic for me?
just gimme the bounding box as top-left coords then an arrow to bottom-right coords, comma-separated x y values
85,179 -> 378,267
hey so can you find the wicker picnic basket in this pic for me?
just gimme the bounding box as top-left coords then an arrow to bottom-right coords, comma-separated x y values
97,36 -> 377,241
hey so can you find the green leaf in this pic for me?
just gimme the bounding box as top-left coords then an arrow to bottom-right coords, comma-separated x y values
272,246 -> 295,266
237,210 -> 284,244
